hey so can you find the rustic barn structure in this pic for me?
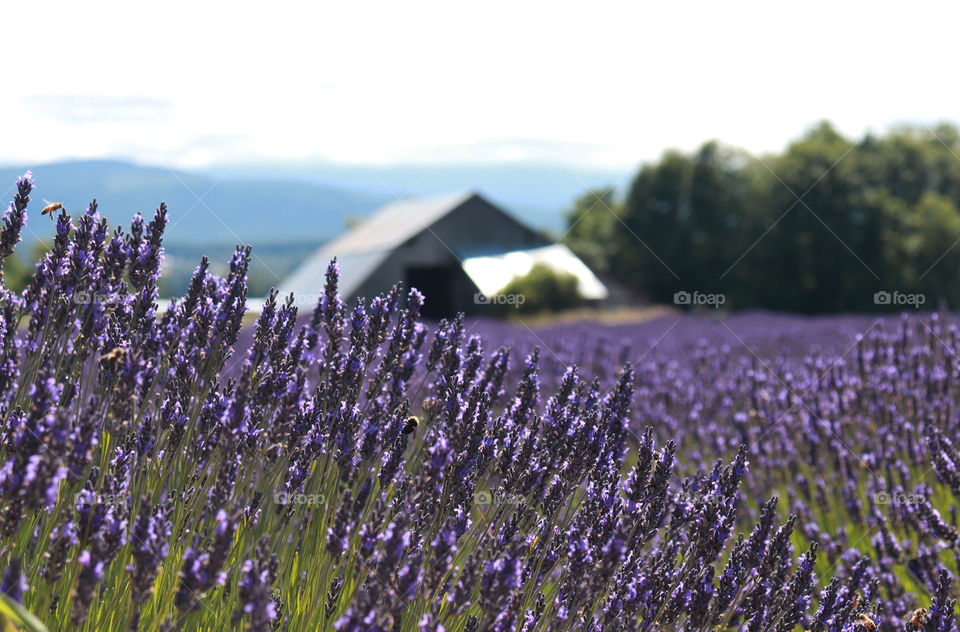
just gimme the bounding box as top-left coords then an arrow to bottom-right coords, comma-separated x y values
278,191 -> 607,318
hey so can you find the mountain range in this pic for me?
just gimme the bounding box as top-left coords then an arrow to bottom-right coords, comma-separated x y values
0,160 -> 389,248
208,161 -> 630,233
0,159 -> 629,294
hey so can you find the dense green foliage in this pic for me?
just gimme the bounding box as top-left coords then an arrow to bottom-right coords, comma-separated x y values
1,243 -> 48,294
497,262 -> 582,315
565,121 -> 960,312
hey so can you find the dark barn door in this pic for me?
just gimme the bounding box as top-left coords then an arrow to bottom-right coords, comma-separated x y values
406,265 -> 455,319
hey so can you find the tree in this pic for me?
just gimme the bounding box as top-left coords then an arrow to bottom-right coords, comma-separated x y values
562,120 -> 960,312
755,121 -> 871,312
562,188 -> 619,273
901,192 -> 960,306
614,142 -> 761,307
2,241 -> 49,293
616,150 -> 693,303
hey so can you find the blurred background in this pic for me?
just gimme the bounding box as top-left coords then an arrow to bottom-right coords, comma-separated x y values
4,0 -> 960,315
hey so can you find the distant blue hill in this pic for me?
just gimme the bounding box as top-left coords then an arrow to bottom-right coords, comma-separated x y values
0,159 -> 629,295
0,160 -> 391,248
207,161 -> 631,235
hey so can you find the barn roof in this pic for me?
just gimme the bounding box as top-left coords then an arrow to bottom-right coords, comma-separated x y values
278,190 -> 478,300
278,190 -> 609,306
321,190 -> 476,256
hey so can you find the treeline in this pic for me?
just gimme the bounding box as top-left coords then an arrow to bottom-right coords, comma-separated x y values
565,121 -> 960,312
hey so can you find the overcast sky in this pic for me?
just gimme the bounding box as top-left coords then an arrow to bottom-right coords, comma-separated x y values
3,0 -> 958,170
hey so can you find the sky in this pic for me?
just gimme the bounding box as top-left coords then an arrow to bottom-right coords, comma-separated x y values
3,0 -> 959,171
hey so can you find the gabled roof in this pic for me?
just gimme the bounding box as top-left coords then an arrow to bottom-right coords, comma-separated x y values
278,190 -> 611,305
320,190 -> 476,256
278,190 -> 478,299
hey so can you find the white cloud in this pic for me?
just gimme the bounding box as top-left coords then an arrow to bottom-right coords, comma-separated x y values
2,0 -> 958,169
22,95 -> 171,123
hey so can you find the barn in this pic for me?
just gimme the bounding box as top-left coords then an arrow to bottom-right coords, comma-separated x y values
277,191 -> 607,318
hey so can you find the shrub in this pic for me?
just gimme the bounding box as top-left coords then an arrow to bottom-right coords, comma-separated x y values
496,262 -> 581,315
0,173 -> 954,632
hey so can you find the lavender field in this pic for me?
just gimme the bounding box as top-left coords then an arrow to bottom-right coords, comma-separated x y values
3,173 -> 960,632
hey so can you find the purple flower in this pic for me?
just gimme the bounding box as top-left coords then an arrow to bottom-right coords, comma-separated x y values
70,549 -> 105,626
233,537 -> 279,632
127,500 -> 172,605
174,511 -> 236,612
0,558 -> 27,604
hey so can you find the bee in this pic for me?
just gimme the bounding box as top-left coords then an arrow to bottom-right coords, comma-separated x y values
905,608 -> 928,629
854,613 -> 876,631
402,415 -> 419,436
98,346 -> 127,367
40,200 -> 64,220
